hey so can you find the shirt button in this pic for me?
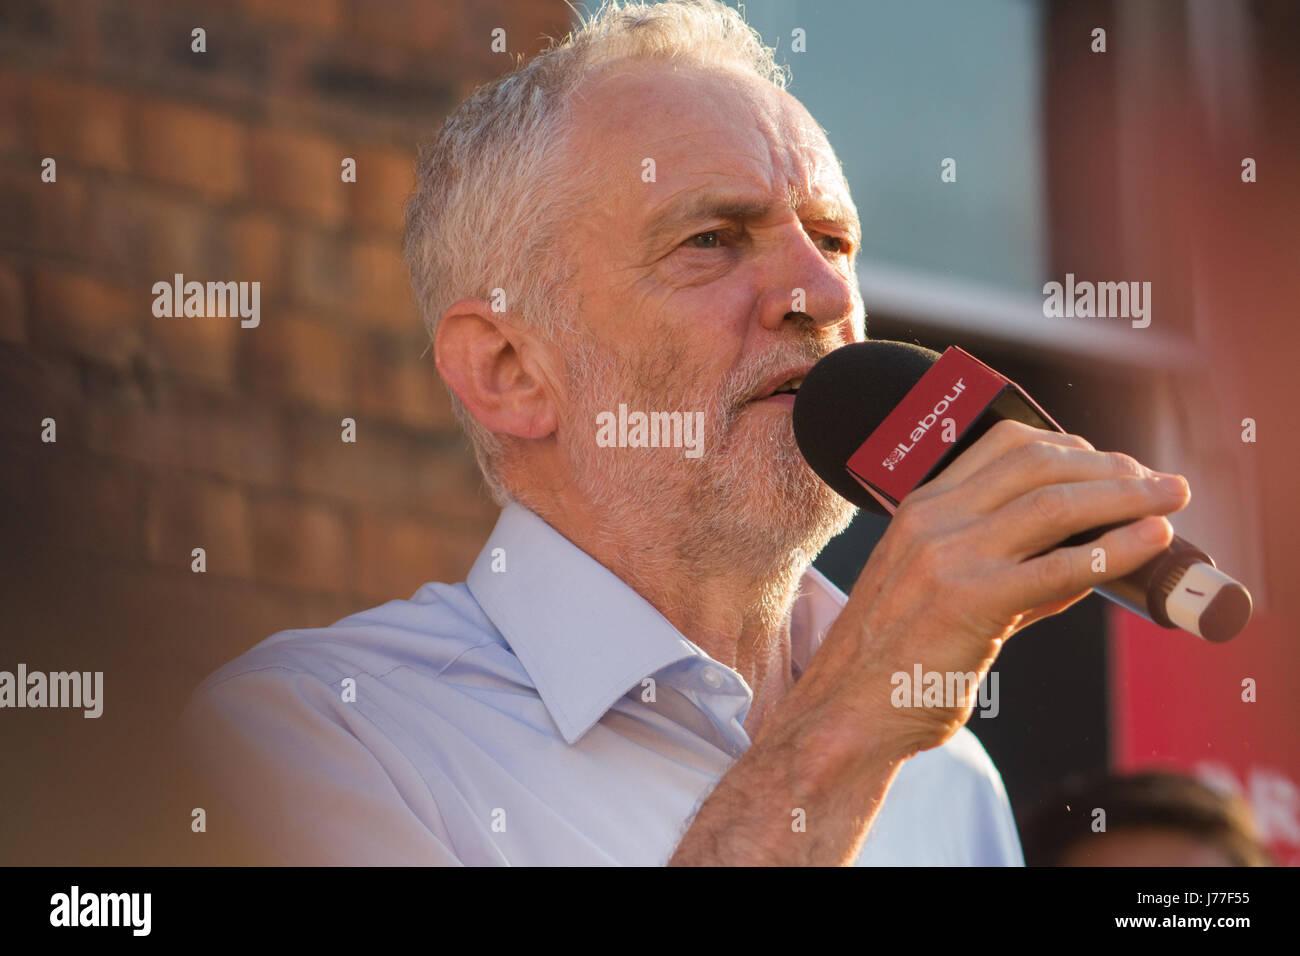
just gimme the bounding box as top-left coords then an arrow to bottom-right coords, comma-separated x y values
701,667 -> 724,689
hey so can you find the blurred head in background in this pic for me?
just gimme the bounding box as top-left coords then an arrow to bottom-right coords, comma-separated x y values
1022,769 -> 1274,866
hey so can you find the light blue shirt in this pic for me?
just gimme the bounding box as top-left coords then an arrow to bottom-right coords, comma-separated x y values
182,502 -> 1024,865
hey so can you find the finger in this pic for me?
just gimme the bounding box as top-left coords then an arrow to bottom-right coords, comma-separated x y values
953,440 -> 1178,517
988,472 -> 1190,560
1014,590 -> 1091,630
996,515 -> 1175,615
910,419 -> 1093,501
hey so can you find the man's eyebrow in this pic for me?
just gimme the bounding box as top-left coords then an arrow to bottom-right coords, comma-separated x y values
640,189 -> 861,251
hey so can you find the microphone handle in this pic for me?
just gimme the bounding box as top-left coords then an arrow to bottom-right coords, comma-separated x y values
1046,525 -> 1249,642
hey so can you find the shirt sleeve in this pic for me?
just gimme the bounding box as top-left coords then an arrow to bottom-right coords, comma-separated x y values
952,728 -> 1026,866
981,767 -> 1026,866
180,665 -> 464,866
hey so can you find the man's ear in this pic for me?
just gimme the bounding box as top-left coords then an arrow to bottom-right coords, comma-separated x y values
433,300 -> 560,441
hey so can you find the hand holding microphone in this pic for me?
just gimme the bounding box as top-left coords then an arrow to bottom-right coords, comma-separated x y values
768,340 -> 1248,758
793,341 -> 1252,643
673,341 -> 1221,864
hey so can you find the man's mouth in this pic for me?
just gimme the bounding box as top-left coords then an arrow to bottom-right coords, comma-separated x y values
749,372 -> 808,405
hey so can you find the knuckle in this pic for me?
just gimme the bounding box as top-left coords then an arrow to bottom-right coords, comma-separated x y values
1030,485 -> 1069,522
891,496 -> 934,542
1035,548 -> 1074,594
1123,474 -> 1158,505
910,530 -> 951,585
988,418 -> 1033,446
1063,432 -> 1094,451
1019,439 -> 1067,472
1106,450 -> 1145,478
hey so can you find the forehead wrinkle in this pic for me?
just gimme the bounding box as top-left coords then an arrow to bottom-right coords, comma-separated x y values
640,178 -> 859,255
786,180 -> 860,244
637,128 -> 858,251
776,121 -> 858,238
571,66 -> 858,253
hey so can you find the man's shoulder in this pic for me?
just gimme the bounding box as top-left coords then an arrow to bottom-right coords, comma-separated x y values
928,726 -> 1007,784
892,726 -> 1012,811
871,726 -> 1023,865
177,581 -> 498,865
184,580 -> 512,724
203,581 -> 493,683
178,579 -> 516,789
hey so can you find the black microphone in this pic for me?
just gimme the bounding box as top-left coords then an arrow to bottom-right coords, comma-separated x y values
792,340 -> 1252,643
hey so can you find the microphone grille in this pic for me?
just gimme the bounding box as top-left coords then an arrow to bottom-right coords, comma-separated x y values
793,341 -> 942,514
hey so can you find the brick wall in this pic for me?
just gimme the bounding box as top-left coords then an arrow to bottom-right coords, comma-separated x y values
0,0 -> 573,863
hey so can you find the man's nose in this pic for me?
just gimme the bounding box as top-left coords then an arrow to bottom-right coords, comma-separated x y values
756,224 -> 857,334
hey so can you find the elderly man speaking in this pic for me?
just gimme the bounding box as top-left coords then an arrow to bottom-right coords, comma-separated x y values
183,0 -> 1191,866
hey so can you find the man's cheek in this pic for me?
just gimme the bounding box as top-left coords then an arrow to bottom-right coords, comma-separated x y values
658,252 -> 739,290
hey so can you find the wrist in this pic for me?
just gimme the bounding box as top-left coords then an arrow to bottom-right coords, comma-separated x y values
759,674 -> 922,801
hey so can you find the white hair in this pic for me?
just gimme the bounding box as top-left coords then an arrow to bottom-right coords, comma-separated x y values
403,0 -> 791,506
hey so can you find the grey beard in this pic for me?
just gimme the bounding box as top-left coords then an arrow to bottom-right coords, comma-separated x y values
560,343 -> 857,593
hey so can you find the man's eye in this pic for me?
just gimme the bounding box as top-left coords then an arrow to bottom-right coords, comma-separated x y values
682,230 -> 849,254
685,231 -> 723,249
820,235 -> 850,255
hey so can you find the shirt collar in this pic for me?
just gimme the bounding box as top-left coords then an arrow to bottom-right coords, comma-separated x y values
466,502 -> 849,745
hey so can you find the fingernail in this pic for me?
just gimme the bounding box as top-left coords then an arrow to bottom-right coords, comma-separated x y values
1140,518 -> 1169,543
1155,474 -> 1187,496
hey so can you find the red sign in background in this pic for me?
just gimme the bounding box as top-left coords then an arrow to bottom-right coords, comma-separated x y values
1111,607 -> 1300,865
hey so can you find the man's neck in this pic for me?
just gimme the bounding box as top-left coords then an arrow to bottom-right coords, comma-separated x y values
602,538 -> 806,741
526,495 -> 808,735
